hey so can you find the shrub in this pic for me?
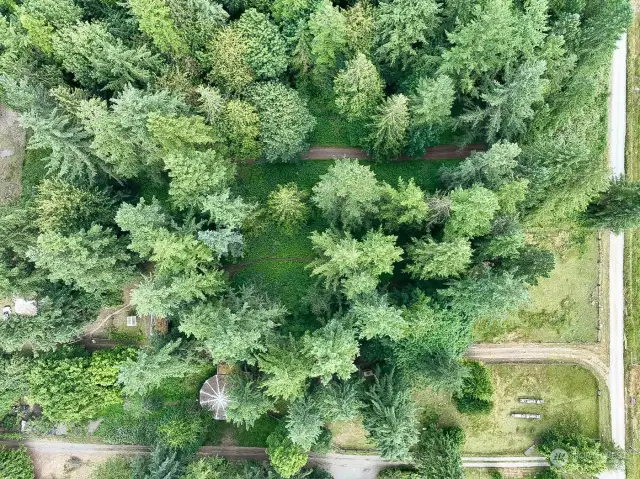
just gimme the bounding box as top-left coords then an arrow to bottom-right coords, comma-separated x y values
89,457 -> 131,479
377,468 -> 420,479
0,447 -> 35,479
267,183 -> 309,232
453,360 -> 493,414
266,426 -> 308,478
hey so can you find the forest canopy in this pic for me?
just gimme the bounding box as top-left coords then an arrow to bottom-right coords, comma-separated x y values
0,0 -> 632,474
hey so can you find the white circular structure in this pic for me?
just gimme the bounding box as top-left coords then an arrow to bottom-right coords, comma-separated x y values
199,375 -> 229,420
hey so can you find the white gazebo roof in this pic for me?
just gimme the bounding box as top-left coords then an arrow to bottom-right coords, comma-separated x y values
199,375 -> 229,420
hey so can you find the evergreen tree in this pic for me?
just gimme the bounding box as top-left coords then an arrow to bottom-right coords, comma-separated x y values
18,0 -> 82,54
361,368 -> 418,461
258,336 -> 311,400
20,108 -> 103,182
440,141 -> 521,190
333,53 -> 384,123
582,178 -> 640,232
267,183 -> 309,232
374,0 -> 441,68
350,293 -> 406,340
117,340 -> 194,397
302,319 -> 359,381
405,237 -> 472,280
414,420 -> 465,479
225,373 -> 273,429
178,286 -> 286,364
307,230 -> 403,300
286,395 -> 325,450
52,22 -> 160,92
311,159 -> 381,230
368,94 -> 409,160
459,60 -> 549,142
28,225 -> 134,299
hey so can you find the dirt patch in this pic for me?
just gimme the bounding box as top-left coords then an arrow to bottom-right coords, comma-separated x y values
30,452 -> 115,479
0,105 -> 26,204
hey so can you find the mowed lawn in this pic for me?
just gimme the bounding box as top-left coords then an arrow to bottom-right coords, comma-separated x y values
417,364 -> 599,455
331,365 -> 600,456
475,233 -> 600,343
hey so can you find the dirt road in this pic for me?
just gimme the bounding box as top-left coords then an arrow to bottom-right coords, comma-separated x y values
607,32 -> 627,479
466,343 -> 609,382
0,440 -> 548,479
302,144 -> 485,161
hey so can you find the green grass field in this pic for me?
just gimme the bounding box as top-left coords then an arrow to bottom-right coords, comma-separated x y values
331,365 -> 600,456
475,233 -> 600,343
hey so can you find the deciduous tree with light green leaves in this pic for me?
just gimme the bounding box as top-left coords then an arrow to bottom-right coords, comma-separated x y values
307,0 -> 348,80
266,426 -> 308,478
245,81 -> 315,162
163,149 -> 235,209
379,178 -> 430,231
219,99 -> 262,161
334,53 -> 384,123
128,0 -> 188,56
235,9 -> 288,80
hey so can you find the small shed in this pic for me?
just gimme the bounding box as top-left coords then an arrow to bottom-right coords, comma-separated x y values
199,375 -> 229,420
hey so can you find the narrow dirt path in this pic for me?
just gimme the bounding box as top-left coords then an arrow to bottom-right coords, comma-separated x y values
302,144 -> 485,161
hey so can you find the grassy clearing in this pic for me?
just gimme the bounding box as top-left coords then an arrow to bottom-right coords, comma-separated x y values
331,365 -> 600,456
234,158 -> 458,315
475,233 -> 600,343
